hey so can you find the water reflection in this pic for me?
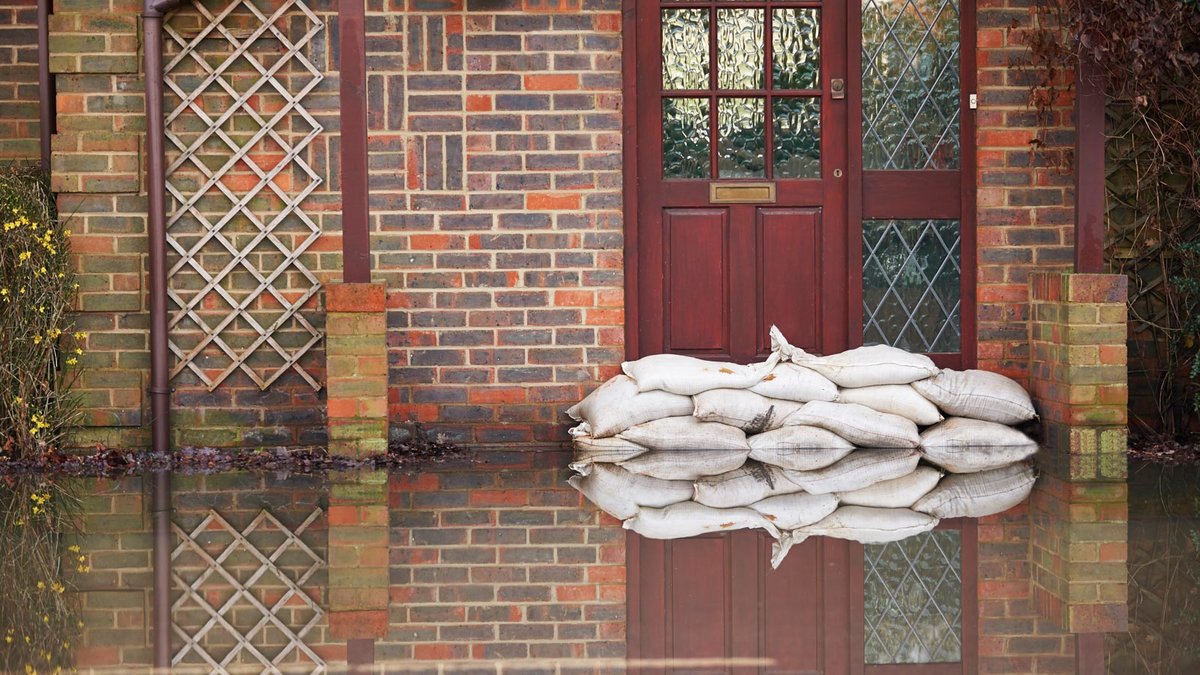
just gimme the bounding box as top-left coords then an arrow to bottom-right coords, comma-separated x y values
0,452 -> 1186,673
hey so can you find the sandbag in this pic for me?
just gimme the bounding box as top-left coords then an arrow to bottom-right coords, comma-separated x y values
913,463 -> 1036,518
622,353 -> 779,396
770,326 -> 938,387
571,435 -> 649,465
748,428 -> 855,471
567,463 -> 693,520
837,384 -> 943,426
920,418 -> 1038,473
783,401 -> 921,448
786,448 -> 921,494
693,389 -> 804,434
912,369 -> 1037,424
748,492 -> 839,530
748,362 -> 839,402
771,506 -> 939,568
617,416 -> 751,452
623,501 -> 780,539
567,375 -> 694,438
618,448 -> 751,480
692,461 -> 805,508
838,466 -> 943,509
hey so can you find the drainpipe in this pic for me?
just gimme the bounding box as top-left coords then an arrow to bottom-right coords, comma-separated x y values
37,0 -> 52,170
142,1 -> 185,669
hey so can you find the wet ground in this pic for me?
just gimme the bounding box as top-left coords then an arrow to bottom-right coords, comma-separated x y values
0,450 -> 1196,674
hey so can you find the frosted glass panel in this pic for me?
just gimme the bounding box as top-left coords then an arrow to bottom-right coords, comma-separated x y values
662,9 -> 709,90
717,97 -> 765,178
663,98 -> 711,179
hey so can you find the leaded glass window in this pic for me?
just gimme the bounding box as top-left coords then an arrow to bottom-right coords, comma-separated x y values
864,530 -> 963,664
863,219 -> 961,353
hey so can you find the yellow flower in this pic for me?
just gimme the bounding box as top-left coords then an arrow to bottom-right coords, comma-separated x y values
73,332 -> 87,340
67,544 -> 79,553
36,581 -> 45,590
14,397 -> 22,405
66,357 -> 78,366
18,251 -> 31,263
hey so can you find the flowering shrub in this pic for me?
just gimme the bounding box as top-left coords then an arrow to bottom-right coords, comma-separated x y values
0,166 -> 83,459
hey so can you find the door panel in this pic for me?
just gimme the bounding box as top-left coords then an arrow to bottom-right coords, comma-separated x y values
665,209 -> 730,355
757,208 -> 821,355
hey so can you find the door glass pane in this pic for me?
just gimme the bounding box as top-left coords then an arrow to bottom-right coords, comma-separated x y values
662,8 -> 710,90
717,9 -> 765,90
865,530 -> 963,664
663,98 -> 711,179
861,0 -> 960,169
863,218 -> 961,352
772,8 -> 820,90
773,97 -> 821,178
717,97 -> 765,178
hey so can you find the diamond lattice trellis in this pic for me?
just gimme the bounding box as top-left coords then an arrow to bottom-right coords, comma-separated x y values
863,218 -> 961,353
163,0 -> 325,391
171,508 -> 326,674
864,530 -> 963,664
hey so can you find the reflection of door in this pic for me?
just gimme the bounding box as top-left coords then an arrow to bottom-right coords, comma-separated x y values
633,0 -> 849,361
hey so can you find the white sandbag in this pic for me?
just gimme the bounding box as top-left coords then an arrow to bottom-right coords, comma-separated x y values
567,463 -> 694,520
836,384 -> 943,426
748,492 -> 839,530
622,501 -> 780,540
838,466 -> 943,509
622,353 -> 779,396
783,401 -> 921,448
692,461 -> 806,508
748,427 -> 855,471
693,389 -> 805,434
571,435 -> 650,465
617,416 -> 751,452
566,375 -> 694,438
913,463 -> 1036,518
920,418 -> 1038,473
769,326 -> 937,387
618,448 -> 750,480
748,363 -> 839,402
786,449 -> 922,494
771,506 -> 939,568
912,369 -> 1037,424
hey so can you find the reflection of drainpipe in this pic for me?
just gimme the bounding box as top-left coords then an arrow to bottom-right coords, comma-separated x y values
37,0 -> 52,170
143,2 -> 186,669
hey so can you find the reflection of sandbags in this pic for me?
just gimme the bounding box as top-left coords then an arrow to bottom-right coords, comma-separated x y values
748,363 -> 838,402
617,416 -> 750,452
912,369 -> 1037,424
692,461 -> 805,508
571,435 -> 649,465
623,501 -> 781,539
693,389 -> 804,434
749,492 -> 839,530
618,448 -> 751,480
838,466 -> 943,508
567,463 -> 693,520
622,353 -> 779,396
748,428 -> 854,471
837,384 -> 943,426
567,375 -> 694,438
771,506 -> 939,568
783,401 -> 921,448
920,418 -> 1038,473
913,463 -> 1036,518
787,449 -> 921,494
770,326 -> 938,387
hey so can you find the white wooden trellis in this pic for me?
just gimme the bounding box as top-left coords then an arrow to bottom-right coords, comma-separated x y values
163,0 -> 325,391
171,508 -> 327,674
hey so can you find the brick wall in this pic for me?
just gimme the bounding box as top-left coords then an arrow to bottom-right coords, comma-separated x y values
368,0 -> 626,446
0,1 -> 38,163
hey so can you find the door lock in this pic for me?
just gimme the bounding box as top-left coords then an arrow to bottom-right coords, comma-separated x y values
830,78 -> 845,100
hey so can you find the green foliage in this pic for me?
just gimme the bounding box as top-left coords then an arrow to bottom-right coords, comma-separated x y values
0,166 -> 84,459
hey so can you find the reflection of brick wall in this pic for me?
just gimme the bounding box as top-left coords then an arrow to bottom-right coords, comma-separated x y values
0,1 -> 38,163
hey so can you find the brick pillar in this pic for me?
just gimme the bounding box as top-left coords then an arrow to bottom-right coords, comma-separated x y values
325,283 -> 389,458
327,472 -> 390,640
1029,272 -> 1129,480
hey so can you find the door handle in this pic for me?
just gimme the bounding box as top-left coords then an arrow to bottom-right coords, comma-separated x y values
831,78 -> 845,100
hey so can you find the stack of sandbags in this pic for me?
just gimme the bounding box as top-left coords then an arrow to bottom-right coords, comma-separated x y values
567,327 -> 1039,569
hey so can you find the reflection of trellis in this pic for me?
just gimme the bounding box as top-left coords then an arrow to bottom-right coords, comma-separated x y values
171,509 -> 326,674
163,0 -> 325,391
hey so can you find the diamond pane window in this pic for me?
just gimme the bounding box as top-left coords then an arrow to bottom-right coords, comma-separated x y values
862,0 -> 961,169
865,530 -> 963,664
863,219 -> 961,353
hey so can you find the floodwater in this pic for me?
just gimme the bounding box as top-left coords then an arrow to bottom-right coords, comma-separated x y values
0,450 -> 1196,674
